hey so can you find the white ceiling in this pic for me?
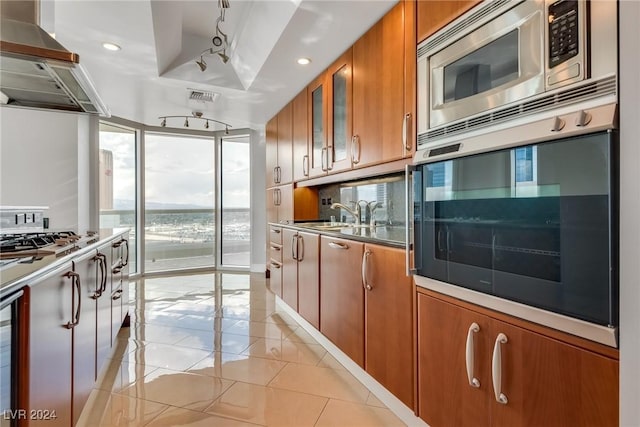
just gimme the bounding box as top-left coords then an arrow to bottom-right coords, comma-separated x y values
50,0 -> 398,132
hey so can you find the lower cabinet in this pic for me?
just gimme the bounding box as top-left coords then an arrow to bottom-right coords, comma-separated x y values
362,243 -> 414,408
282,229 -> 320,328
268,226 -> 283,298
320,236 -> 365,367
28,262 -> 75,427
417,291 -> 619,427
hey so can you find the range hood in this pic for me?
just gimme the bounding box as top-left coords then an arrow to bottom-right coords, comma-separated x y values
0,0 -> 109,116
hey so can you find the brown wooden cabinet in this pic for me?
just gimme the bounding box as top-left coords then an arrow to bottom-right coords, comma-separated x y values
417,0 -> 481,43
268,226 -> 283,297
307,73 -> 328,179
320,236 -> 365,367
362,243 -> 414,408
282,229 -> 320,328
327,49 -> 354,174
96,242 -> 113,379
353,2 -> 411,168
266,184 -> 293,225
292,89 -> 309,182
266,104 -> 293,187
417,291 -> 619,427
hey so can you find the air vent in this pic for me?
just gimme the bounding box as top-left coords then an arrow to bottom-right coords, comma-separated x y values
418,0 -> 519,58
419,75 -> 617,145
188,89 -> 219,103
429,143 -> 461,157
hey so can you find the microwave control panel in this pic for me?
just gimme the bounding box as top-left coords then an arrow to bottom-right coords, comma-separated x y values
548,0 -> 580,68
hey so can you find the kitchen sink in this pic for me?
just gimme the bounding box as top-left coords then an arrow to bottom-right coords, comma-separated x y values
297,222 -> 370,231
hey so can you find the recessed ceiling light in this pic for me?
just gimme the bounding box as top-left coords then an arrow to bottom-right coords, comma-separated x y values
102,42 -> 121,51
297,57 -> 311,65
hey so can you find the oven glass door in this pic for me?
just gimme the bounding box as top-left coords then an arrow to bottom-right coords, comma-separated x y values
428,1 -> 544,129
415,131 -> 616,326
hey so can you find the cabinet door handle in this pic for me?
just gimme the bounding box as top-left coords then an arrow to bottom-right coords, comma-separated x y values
270,261 -> 282,269
100,254 -> 108,294
303,155 -> 309,176
328,241 -> 348,250
465,323 -> 481,388
64,271 -> 81,329
491,333 -> 509,404
91,254 -> 103,299
403,113 -> 412,151
112,288 -> 123,301
362,249 -> 372,291
351,135 -> 361,164
327,145 -> 334,170
292,235 -> 298,260
122,239 -> 129,267
298,235 -> 304,262
271,228 -> 281,234
321,147 -> 327,171
270,244 -> 281,251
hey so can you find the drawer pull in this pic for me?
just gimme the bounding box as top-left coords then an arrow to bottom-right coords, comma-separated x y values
328,241 -> 349,250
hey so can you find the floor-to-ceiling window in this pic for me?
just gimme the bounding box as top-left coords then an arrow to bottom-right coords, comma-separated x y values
144,133 -> 215,272
99,123 -> 138,273
220,134 -> 251,267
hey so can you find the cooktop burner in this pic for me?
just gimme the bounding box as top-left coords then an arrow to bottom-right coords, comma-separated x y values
0,231 -> 78,253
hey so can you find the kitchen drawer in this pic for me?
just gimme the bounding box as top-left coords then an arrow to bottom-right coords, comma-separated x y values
269,226 -> 283,244
269,242 -> 283,263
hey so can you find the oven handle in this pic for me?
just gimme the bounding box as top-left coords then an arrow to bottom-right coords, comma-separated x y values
0,289 -> 24,309
405,164 -> 416,276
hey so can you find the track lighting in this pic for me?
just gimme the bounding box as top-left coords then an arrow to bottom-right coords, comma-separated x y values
196,56 -> 207,72
158,112 -> 232,132
195,1 -> 231,70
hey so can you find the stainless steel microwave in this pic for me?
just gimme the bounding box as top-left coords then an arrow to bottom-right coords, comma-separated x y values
417,0 -> 618,150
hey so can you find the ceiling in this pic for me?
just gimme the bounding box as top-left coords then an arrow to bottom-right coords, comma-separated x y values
50,0 -> 398,132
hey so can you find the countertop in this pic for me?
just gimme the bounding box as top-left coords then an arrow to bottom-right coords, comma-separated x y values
270,221 -> 406,248
0,228 -> 129,298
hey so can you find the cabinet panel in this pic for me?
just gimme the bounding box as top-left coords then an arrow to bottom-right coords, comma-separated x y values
490,320 -> 619,427
404,0 -> 417,158
364,244 -> 413,407
353,3 -> 406,167
111,280 -> 123,345
278,184 -> 293,223
308,74 -> 328,178
268,259 -> 283,297
96,243 -> 112,376
282,229 -> 298,310
320,236 -> 364,367
277,102 -> 293,184
28,263 -> 74,427
72,251 -> 100,425
292,89 -> 309,182
417,293 -> 491,427
417,0 -> 481,43
327,49 -> 353,173
297,232 -> 320,329
266,116 -> 278,187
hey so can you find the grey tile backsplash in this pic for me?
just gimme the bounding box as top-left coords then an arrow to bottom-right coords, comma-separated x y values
317,173 -> 406,225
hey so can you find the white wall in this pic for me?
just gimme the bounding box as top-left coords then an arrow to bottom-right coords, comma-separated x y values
250,127 -> 266,272
619,1 -> 640,424
0,106 -> 96,232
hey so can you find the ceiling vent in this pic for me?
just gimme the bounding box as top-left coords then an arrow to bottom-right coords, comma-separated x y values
188,89 -> 219,103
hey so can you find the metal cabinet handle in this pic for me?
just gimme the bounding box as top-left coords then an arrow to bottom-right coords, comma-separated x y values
292,235 -> 298,260
403,113 -> 412,151
112,240 -> 123,248
321,147 -> 327,171
112,288 -> 123,301
491,333 -> 509,404
327,145 -> 334,170
99,254 -> 108,294
122,239 -> 129,267
112,265 -> 123,274
351,135 -> 361,164
271,228 -> 281,234
405,165 -> 416,276
328,241 -> 349,250
465,323 -> 481,388
270,245 -> 281,251
303,155 -> 309,176
64,271 -> 81,329
362,249 -> 372,291
91,254 -> 104,299
270,261 -> 282,269
298,235 -> 304,262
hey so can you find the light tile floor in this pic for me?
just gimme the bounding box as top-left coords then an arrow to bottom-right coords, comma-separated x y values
82,272 -> 407,427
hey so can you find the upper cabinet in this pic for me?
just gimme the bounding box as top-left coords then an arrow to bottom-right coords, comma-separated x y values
352,1 -> 413,168
417,0 -> 481,43
266,103 -> 293,187
292,89 -> 309,182
307,72 -> 328,178
327,49 -> 354,174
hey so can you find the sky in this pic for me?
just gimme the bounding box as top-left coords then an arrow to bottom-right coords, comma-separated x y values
100,130 -> 250,209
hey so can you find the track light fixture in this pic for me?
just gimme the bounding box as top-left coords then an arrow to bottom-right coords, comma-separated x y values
195,1 -> 231,70
158,112 -> 232,132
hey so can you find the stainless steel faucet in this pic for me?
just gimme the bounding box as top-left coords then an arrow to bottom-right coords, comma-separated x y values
330,202 -> 361,225
367,201 -> 383,227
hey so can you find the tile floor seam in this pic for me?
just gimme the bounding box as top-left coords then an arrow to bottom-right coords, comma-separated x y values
312,398 -> 332,427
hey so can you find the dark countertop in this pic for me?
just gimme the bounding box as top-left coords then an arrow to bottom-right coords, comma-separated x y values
0,228 -> 129,298
270,222 -> 406,248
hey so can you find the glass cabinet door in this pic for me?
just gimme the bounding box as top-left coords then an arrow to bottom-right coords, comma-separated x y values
307,75 -> 327,178
328,49 -> 353,173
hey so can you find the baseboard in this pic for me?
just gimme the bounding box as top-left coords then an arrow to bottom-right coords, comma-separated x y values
275,297 -> 429,427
